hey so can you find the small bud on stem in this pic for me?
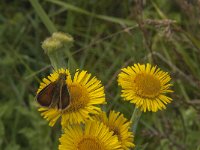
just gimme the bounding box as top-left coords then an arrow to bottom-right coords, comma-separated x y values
41,32 -> 75,70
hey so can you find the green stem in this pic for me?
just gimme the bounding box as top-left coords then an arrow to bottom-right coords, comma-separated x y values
48,49 -> 66,70
130,107 -> 142,133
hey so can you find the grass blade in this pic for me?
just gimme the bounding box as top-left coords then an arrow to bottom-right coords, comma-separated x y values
46,0 -> 136,26
29,0 -> 57,33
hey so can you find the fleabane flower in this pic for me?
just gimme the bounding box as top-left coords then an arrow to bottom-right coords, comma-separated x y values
93,111 -> 135,150
118,63 -> 173,112
37,68 -> 106,127
59,121 -> 122,150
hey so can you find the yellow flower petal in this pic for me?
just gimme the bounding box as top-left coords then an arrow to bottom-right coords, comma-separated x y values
93,111 -> 135,150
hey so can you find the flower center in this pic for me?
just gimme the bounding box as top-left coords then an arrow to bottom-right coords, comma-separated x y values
78,138 -> 103,150
65,83 -> 89,113
134,73 -> 161,98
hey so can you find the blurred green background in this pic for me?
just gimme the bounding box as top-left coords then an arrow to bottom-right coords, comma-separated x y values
0,0 -> 200,149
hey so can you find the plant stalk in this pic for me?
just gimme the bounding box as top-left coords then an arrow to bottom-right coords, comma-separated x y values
131,107 -> 142,133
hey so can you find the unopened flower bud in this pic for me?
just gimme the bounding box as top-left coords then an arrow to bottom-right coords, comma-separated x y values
42,37 -> 63,54
52,32 -> 73,44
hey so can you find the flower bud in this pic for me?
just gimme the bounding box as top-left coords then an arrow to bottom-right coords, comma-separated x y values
52,32 -> 73,44
42,37 -> 63,54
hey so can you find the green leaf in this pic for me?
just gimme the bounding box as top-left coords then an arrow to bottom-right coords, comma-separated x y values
46,0 -> 136,26
29,0 -> 57,33
0,120 -> 5,146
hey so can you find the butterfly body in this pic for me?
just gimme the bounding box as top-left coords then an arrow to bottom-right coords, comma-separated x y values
36,73 -> 70,110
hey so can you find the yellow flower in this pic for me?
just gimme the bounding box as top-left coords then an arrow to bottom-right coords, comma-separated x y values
93,111 -> 135,150
59,121 -> 122,150
118,63 -> 173,112
37,68 -> 106,127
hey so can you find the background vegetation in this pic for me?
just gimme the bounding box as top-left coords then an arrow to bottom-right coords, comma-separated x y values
0,0 -> 200,149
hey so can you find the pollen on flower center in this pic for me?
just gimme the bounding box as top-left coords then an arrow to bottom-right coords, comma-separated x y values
78,138 -> 103,150
134,73 -> 161,98
66,83 -> 89,113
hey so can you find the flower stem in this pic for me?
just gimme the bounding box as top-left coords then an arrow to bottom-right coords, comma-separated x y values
131,107 -> 142,133
48,49 -> 66,70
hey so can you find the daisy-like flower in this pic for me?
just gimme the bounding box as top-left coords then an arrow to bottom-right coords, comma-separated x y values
59,121 -> 122,150
37,68 -> 105,127
118,63 -> 173,112
93,111 -> 135,150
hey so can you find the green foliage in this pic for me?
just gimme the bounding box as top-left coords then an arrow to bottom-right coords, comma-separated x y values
0,0 -> 200,149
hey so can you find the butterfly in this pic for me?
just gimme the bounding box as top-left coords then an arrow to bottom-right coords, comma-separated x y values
36,73 -> 70,110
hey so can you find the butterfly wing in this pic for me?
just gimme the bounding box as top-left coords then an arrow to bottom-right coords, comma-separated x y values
36,83 -> 57,107
58,84 -> 70,110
